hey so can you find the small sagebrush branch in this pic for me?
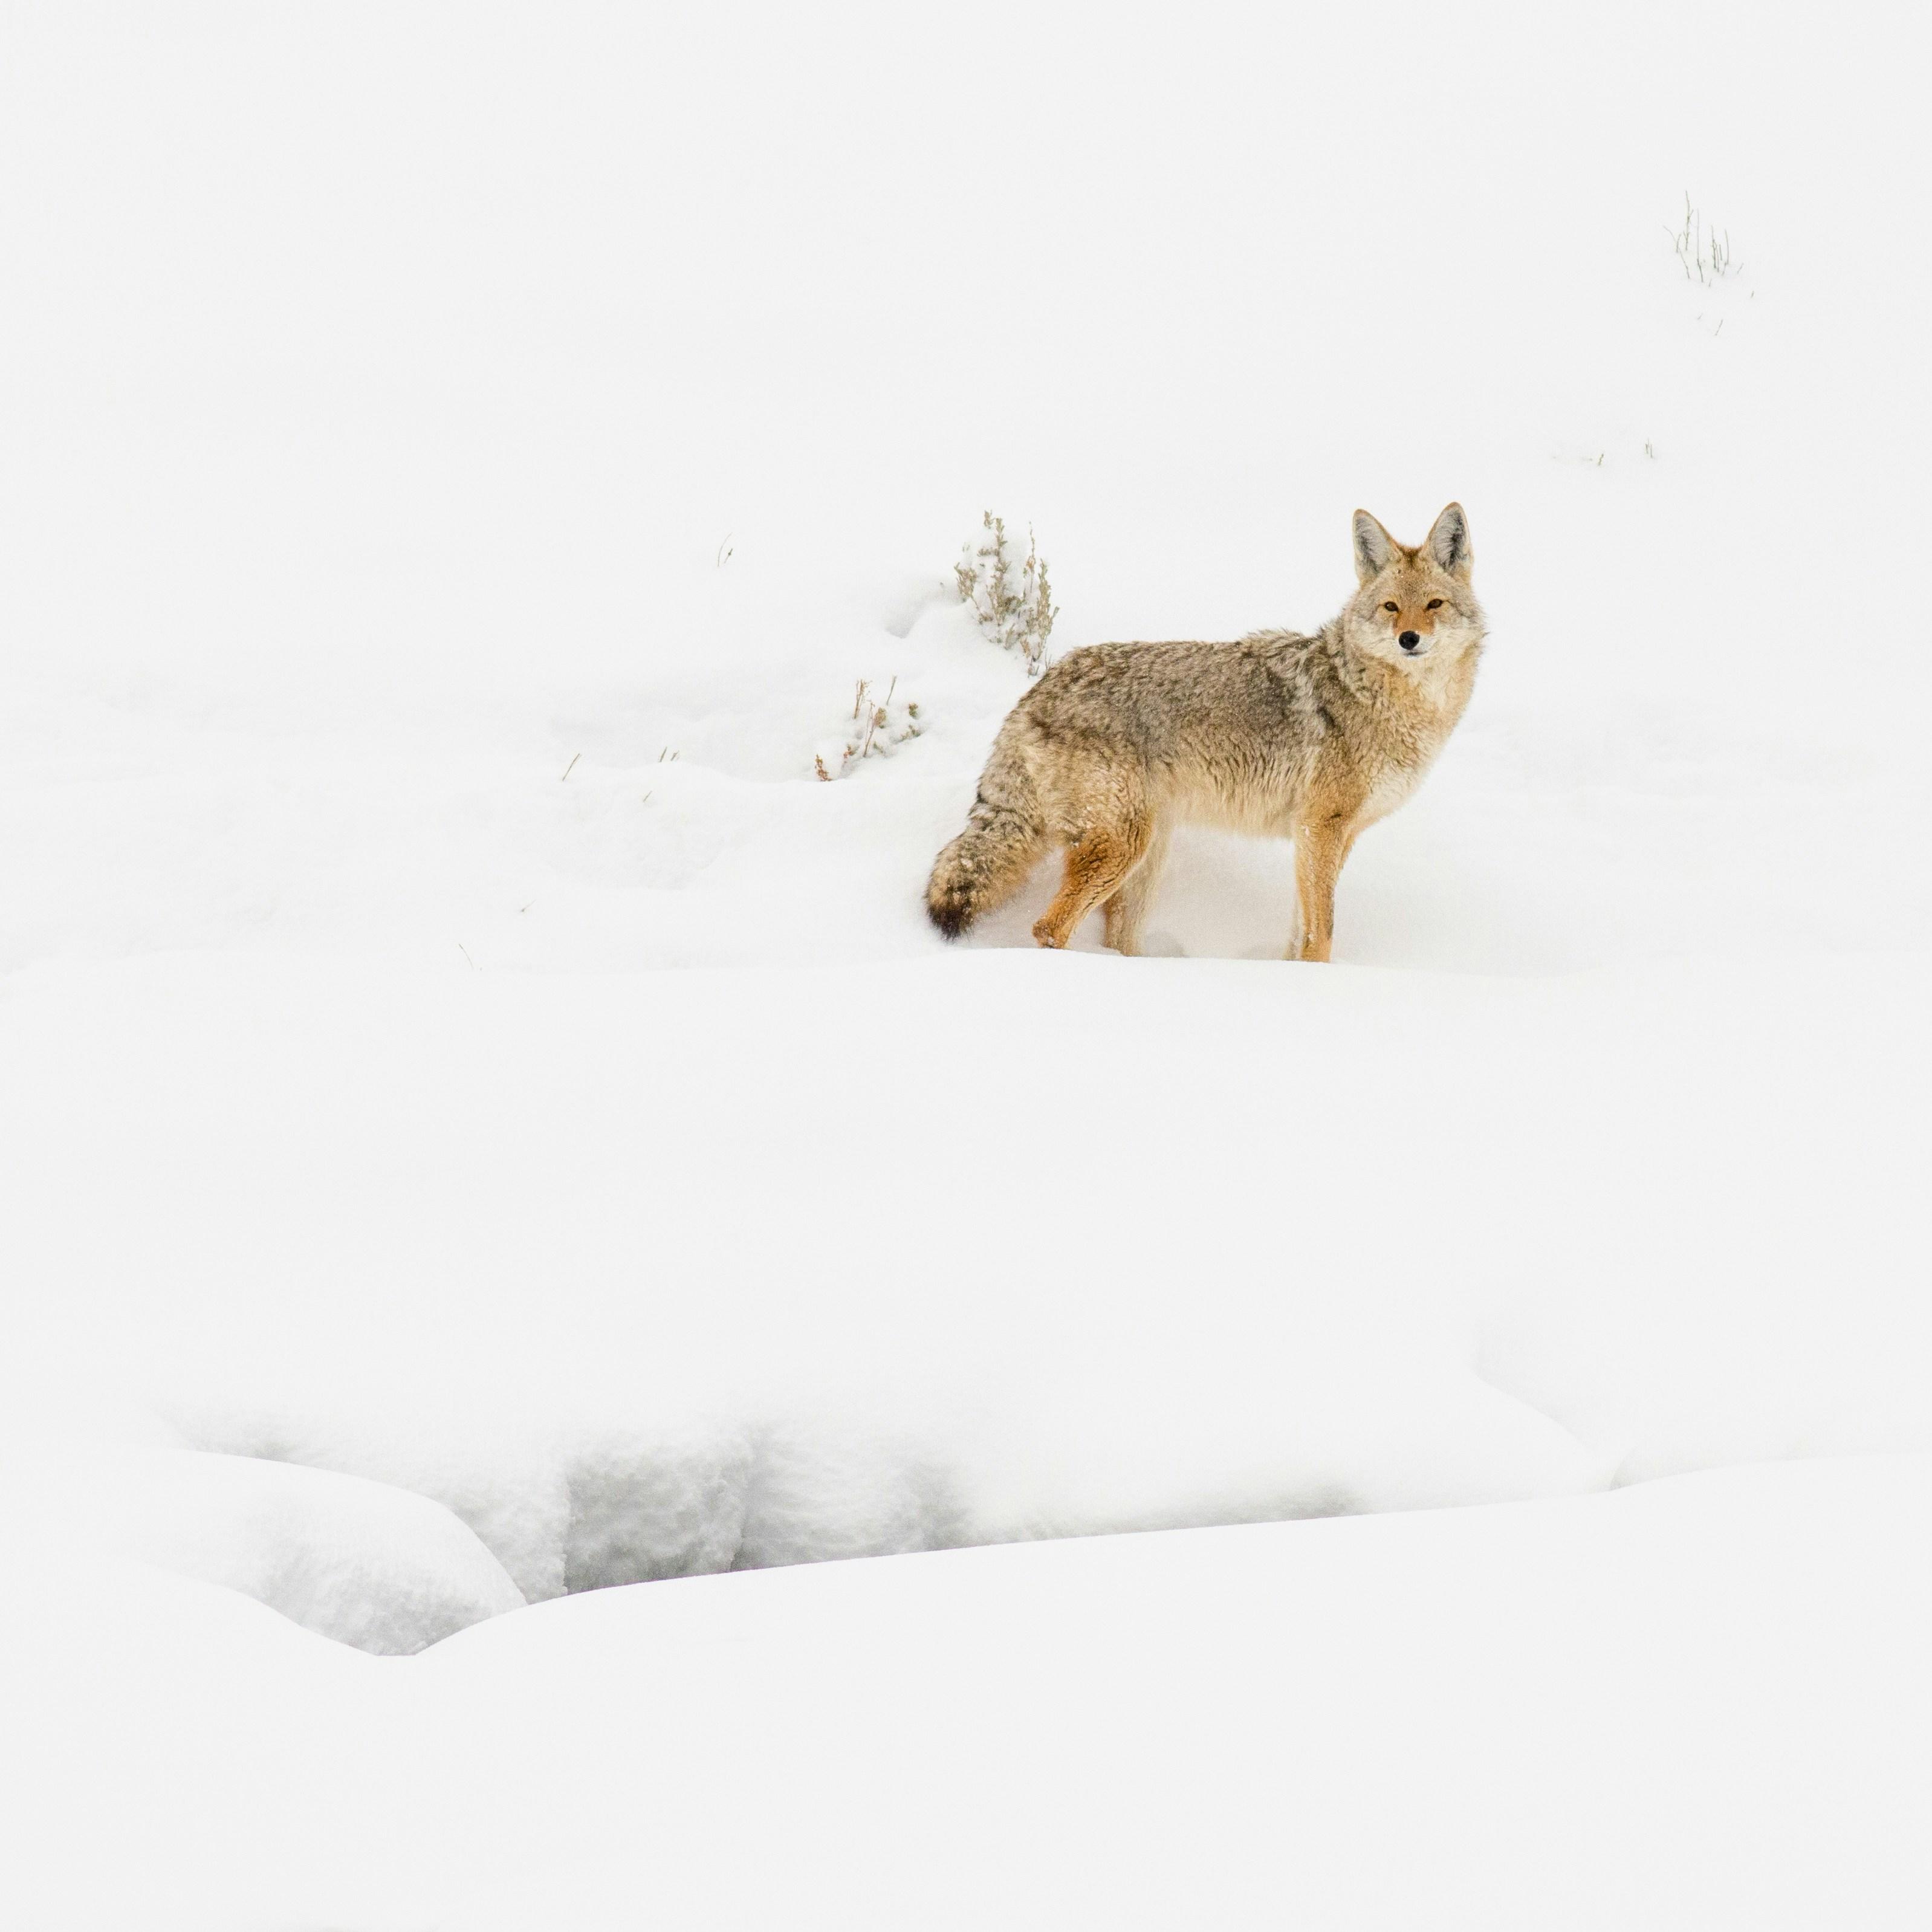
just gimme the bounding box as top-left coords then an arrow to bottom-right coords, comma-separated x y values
958,510 -> 1057,676
814,676 -> 922,780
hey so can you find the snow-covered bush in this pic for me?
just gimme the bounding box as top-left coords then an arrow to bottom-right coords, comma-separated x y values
956,511 -> 1057,675
813,676 -> 921,780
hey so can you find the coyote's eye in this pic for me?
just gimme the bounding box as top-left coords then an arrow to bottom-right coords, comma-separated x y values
1426,598 -> 1444,610
1382,601 -> 1398,613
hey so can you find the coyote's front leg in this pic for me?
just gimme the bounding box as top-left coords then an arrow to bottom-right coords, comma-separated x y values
1291,815 -> 1356,964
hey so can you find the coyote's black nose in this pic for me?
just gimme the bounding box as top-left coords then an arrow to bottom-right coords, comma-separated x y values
1398,630 -> 1421,652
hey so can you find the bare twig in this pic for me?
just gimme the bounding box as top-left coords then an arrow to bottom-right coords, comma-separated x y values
1668,192 -> 1738,286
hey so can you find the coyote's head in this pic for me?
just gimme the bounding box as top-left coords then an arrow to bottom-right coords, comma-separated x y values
1342,504 -> 1485,669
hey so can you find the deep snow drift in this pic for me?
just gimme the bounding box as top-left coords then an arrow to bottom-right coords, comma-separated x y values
3,0 -> 1930,1925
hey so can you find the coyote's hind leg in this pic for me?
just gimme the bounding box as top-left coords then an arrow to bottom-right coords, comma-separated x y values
1034,817 -> 1152,950
1101,825 -> 1170,957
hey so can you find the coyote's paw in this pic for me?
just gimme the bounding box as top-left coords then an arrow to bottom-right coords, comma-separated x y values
1031,918 -> 1066,949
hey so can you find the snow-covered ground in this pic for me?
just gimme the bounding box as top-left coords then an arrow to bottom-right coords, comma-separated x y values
4,2 -> 1929,1925
12,1454 -> 1932,1931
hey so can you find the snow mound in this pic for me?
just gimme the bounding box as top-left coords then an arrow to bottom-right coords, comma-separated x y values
122,1450 -> 524,1654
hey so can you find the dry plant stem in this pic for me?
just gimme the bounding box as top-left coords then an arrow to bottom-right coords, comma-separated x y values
1668,192 -> 1737,285
816,672 -> 920,779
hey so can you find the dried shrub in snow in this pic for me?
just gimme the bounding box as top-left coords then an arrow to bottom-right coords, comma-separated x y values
956,511 -> 1057,676
814,677 -> 921,781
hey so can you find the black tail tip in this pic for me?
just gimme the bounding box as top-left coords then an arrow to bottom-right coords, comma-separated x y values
926,892 -> 972,940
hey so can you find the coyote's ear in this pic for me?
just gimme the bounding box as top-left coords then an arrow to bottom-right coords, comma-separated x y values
1352,510 -> 1396,583
1427,502 -> 1472,579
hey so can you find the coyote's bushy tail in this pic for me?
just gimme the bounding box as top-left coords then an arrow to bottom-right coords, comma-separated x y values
925,742 -> 1047,938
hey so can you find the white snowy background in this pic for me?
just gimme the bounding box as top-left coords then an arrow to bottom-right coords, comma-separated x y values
4,3 -> 1930,1927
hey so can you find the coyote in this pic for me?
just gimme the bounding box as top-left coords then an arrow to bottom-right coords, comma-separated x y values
925,504 -> 1485,962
